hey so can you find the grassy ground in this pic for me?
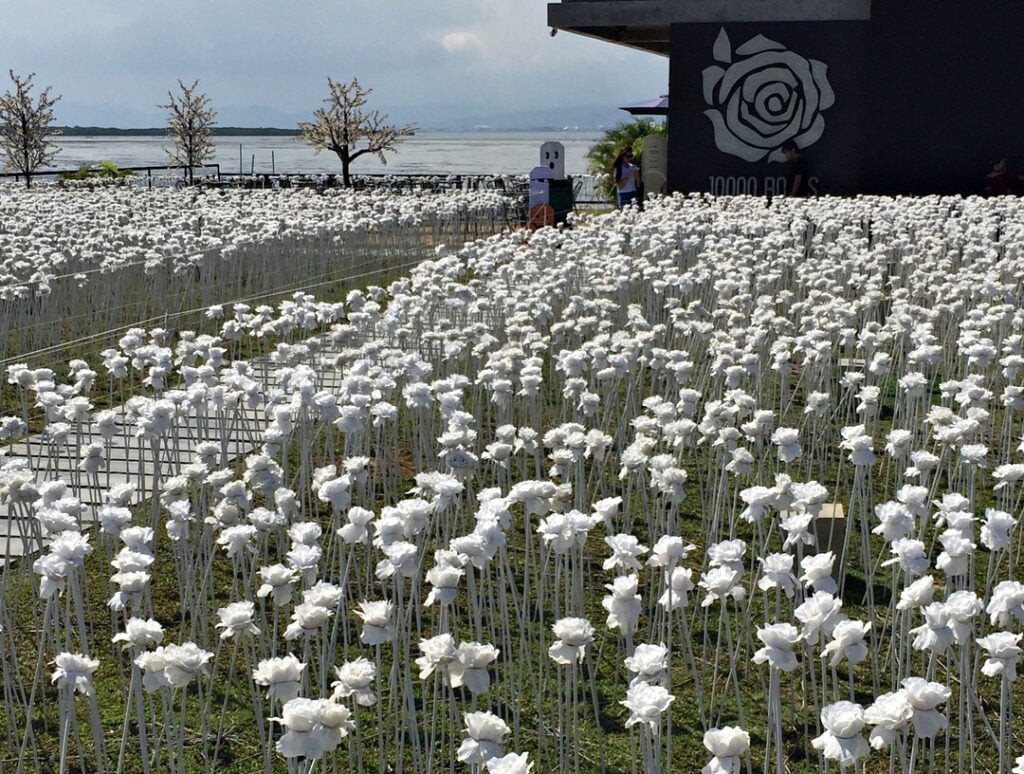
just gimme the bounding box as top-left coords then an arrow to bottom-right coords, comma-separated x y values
0,208 -> 1021,773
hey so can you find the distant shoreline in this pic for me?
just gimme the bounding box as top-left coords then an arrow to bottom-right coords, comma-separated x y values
55,126 -> 603,137
56,126 -> 302,137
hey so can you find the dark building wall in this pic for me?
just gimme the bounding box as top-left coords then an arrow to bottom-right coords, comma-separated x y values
667,1 -> 1024,195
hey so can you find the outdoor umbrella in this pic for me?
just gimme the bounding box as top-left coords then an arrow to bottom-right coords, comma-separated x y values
619,95 -> 669,116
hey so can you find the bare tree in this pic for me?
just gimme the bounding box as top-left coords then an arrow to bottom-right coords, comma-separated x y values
0,71 -> 61,188
160,79 -> 216,185
299,77 -> 415,187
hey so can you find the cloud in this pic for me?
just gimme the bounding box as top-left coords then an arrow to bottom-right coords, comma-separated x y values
0,0 -> 667,128
441,30 -> 484,55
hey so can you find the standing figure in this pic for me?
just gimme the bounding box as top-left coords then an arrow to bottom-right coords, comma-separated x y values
984,158 -> 1016,196
613,147 -> 640,208
781,139 -> 810,196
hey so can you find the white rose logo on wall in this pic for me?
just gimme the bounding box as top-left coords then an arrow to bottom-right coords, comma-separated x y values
702,28 -> 835,163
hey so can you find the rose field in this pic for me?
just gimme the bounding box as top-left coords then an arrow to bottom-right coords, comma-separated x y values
0,186 -> 1023,774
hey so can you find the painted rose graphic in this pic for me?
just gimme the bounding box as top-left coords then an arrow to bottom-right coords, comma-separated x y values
702,29 -> 835,163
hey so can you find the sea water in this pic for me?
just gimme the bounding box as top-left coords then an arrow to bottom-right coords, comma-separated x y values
46,131 -> 602,178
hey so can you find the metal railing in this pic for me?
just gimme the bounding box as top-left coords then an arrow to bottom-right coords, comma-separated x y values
2,164 -> 609,206
0,164 -> 221,189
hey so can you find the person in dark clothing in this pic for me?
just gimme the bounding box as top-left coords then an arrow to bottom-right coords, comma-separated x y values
984,158 -> 1017,196
781,139 -> 810,196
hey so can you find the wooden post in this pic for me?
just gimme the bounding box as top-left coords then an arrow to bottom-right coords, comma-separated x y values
812,503 -> 847,584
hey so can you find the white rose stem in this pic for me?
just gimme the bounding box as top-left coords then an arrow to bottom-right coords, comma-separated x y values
424,610 -> 447,774
1015,485 -> 1024,565
982,543 -> 1004,612
319,621 -> 333,706
571,658 -> 584,774
68,582 -> 107,771
116,658 -> 150,774
246,641 -> 271,774
827,657 -> 840,708
196,633 -> 226,762
189,525 -> 218,644
4,500 -> 26,581
57,684 -> 72,774
722,596 -> 746,730
799,639 -> 822,760
371,423 -> 389,502
18,596 -> 58,771
535,543 -> 554,761
172,526 -> 195,643
674,592 -> 706,727
397,575 -> 423,769
178,684 -> 193,774
490,547 -> 519,745
554,656 -> 567,774
447,666 -> 462,773
152,688 -> 172,773
703,571 -> 720,720
851,463 -> 881,695
326,544 -> 355,662
879,559 -> 898,686
374,640 -> 387,770
958,637 -> 974,774
765,666 -> 783,774
556,534 -> 580,769
638,723 -> 656,774
708,463 -> 729,544
485,561 -> 514,748
466,562 -> 483,642
660,567 -> 674,773
998,670 -> 1010,774
0,605 -> 30,761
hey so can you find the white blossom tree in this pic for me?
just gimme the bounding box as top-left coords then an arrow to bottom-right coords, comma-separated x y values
160,79 -> 216,185
0,70 -> 61,188
299,77 -> 415,187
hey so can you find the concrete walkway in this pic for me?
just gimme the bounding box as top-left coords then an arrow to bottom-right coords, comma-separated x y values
0,338 -> 350,563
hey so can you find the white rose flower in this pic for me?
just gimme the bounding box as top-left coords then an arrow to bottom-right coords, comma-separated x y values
752,622 -> 801,672
702,725 -> 750,773
624,642 -> 669,684
977,631 -> 1022,681
812,701 -> 870,768
332,657 -> 378,706
215,600 -> 259,640
448,641 -> 499,695
417,632 -> 457,679
457,711 -> 510,765
864,690 -> 913,750
253,655 -> 305,706
51,652 -> 100,696
486,752 -> 533,774
901,676 -> 951,739
548,617 -> 595,665
621,681 -> 675,735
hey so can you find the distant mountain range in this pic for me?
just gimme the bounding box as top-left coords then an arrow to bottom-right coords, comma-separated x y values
394,103 -> 640,132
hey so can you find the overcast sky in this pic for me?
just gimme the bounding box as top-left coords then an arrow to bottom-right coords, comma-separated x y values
0,0 -> 667,129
